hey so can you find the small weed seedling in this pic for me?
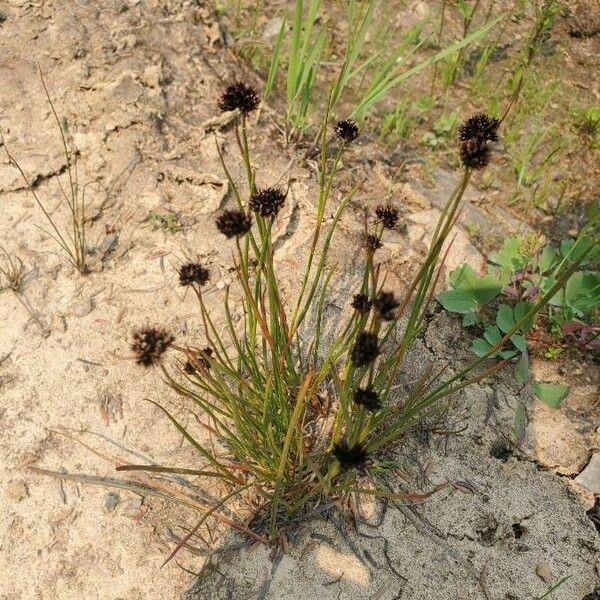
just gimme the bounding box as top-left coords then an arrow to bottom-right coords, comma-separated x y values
438,226 -> 600,422
572,104 -> 600,147
0,246 -> 25,292
148,209 -> 181,234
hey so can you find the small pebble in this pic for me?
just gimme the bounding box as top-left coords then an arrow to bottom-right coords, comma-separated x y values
7,481 -> 29,503
535,563 -> 552,583
103,492 -> 120,513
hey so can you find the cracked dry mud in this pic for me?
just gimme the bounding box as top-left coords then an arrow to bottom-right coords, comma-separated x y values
0,2 -> 598,600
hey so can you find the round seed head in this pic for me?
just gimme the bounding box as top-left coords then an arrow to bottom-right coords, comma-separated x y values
218,81 -> 260,115
366,233 -> 383,251
334,119 -> 360,143
250,187 -> 286,219
351,331 -> 379,367
132,327 -> 174,367
375,204 -> 400,229
458,113 -> 500,143
185,347 -> 213,374
353,386 -> 381,411
351,293 -> 372,314
178,262 -> 209,287
333,440 -> 369,470
216,209 -> 252,238
374,291 -> 400,321
459,138 -> 491,170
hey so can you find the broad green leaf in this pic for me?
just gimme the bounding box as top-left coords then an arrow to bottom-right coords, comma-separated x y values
564,272 -> 584,306
559,239 -> 574,259
533,382 -> 570,408
513,301 -> 535,332
496,304 -> 515,333
489,238 -> 524,271
437,289 -> 479,314
538,245 -> 557,273
483,325 -> 502,346
472,337 -> 492,357
470,274 -> 503,305
449,264 -> 479,289
514,352 -> 529,385
510,334 -> 527,352
462,312 -> 478,327
500,349 -> 518,359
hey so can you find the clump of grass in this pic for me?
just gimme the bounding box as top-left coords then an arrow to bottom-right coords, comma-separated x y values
1,67 -> 88,274
122,83 -> 596,555
263,0 -> 503,140
148,209 -> 181,234
0,246 -> 25,292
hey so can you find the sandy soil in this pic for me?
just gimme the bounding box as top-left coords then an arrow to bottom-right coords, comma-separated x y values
0,1 -> 598,600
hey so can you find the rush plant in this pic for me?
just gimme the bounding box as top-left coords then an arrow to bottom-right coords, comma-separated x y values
123,88 -> 597,553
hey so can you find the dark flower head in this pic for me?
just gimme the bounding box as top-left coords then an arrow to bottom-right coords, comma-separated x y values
334,119 -> 360,143
132,327 -> 174,367
366,233 -> 383,251
178,262 -> 209,287
250,187 -> 286,219
333,440 -> 369,470
351,293 -> 372,314
353,386 -> 381,411
374,291 -> 400,321
218,81 -> 260,115
216,209 -> 252,238
351,331 -> 379,367
459,138 -> 490,170
458,113 -> 500,143
184,346 -> 213,373
375,204 -> 399,229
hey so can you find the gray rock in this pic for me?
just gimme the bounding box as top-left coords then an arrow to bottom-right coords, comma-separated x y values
575,453 -> 600,494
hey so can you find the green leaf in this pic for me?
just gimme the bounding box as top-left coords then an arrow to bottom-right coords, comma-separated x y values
462,312 -> 478,327
449,264 -> 502,306
514,352 -> 529,385
533,382 -> 570,408
513,301 -> 535,332
449,264 -> 479,289
483,325 -> 502,346
472,337 -> 492,357
538,245 -> 557,273
496,304 -> 515,333
489,238 -> 524,271
564,272 -> 584,306
510,334 -> 528,352
470,274 -> 503,305
437,289 -> 479,314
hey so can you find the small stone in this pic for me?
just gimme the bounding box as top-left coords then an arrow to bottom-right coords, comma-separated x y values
535,563 -> 552,582
69,298 -> 94,318
7,481 -> 29,502
51,314 -> 67,333
103,492 -> 120,513
575,453 -> 600,494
